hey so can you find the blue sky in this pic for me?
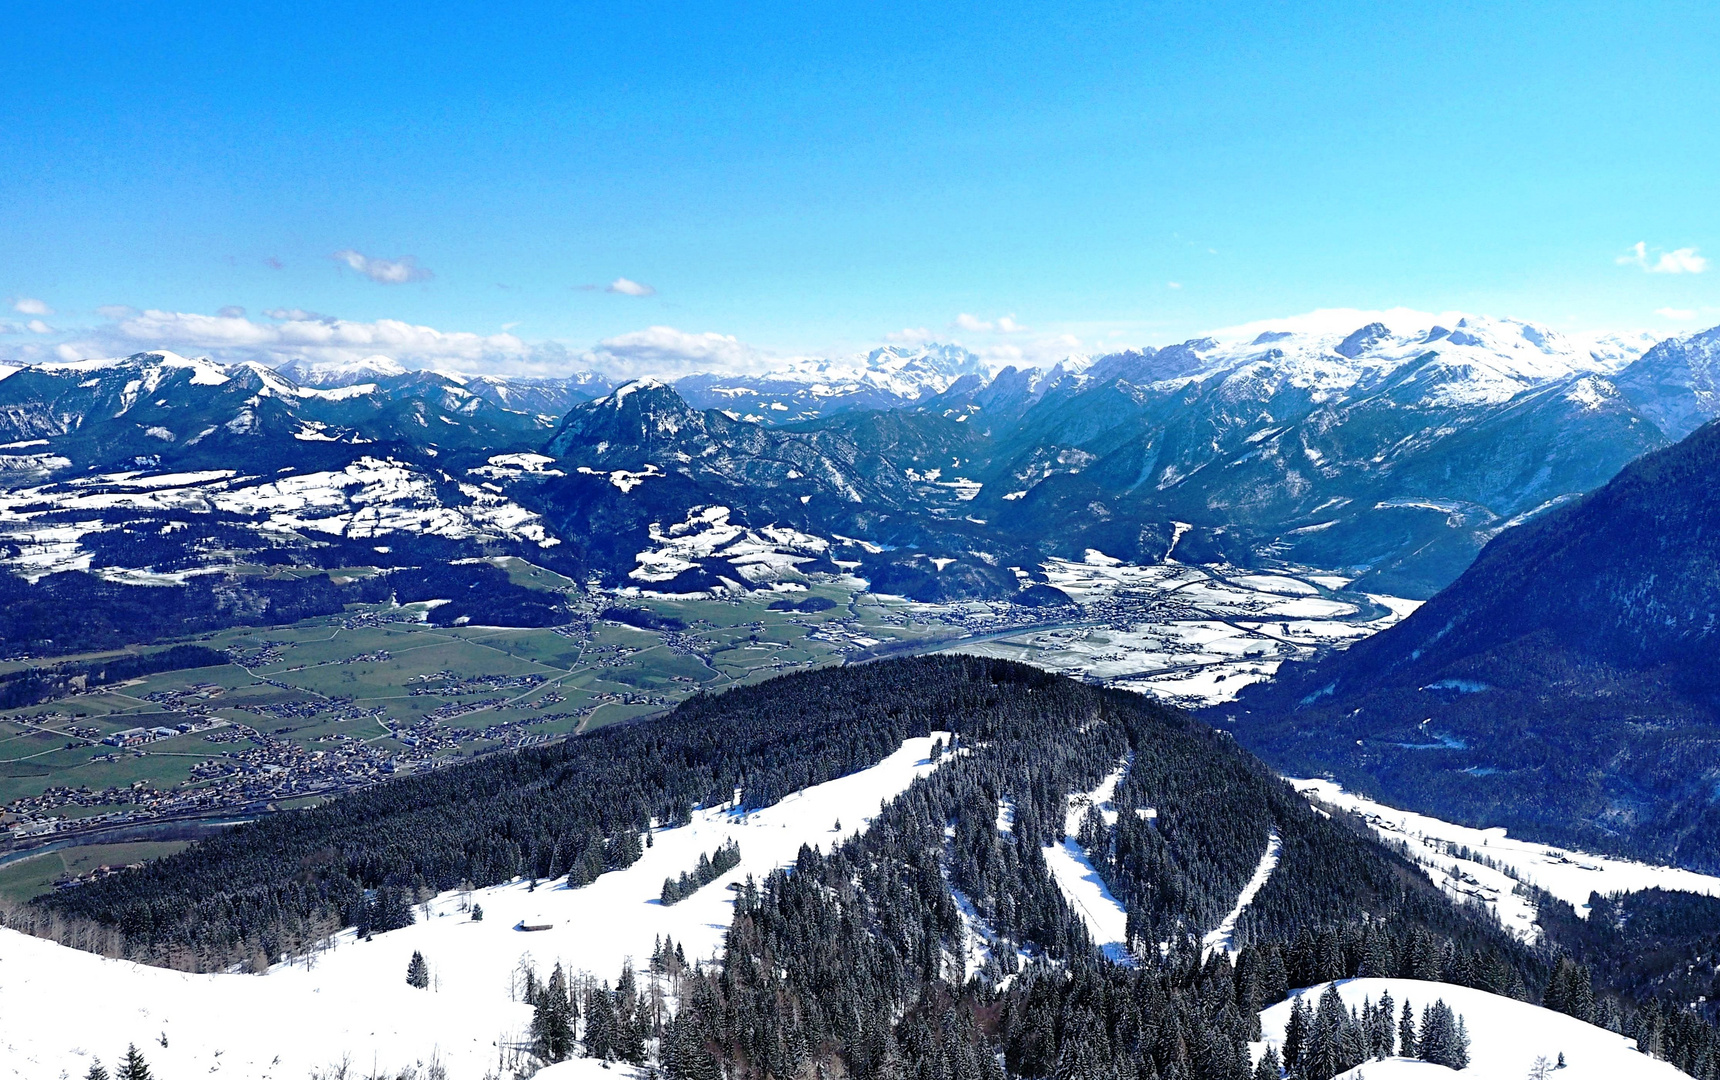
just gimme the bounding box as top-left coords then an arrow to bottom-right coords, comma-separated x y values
3,1 -> 1718,373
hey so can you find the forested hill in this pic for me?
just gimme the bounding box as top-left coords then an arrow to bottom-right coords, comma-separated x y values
13,656 -> 1720,1077
18,655 -> 1515,981
1222,419 -> 1720,872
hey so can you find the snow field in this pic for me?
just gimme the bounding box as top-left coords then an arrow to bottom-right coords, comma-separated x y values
1294,779 -> 1720,931
954,554 -> 1416,708
1255,979 -> 1683,1080
1201,830 -> 1281,959
0,735 -> 954,1080
1042,759 -> 1134,963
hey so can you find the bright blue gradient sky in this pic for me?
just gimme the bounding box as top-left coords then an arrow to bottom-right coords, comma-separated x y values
3,1 -> 1718,372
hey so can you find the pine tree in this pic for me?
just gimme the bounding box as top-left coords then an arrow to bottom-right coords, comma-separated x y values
471,902 -> 483,921
406,949 -> 430,989
1418,1000 -> 1469,1069
1398,999 -> 1418,1059
84,1061 -> 109,1080
1282,997 -> 1311,1070
1375,990 -> 1396,1058
1251,1045 -> 1281,1080
530,962 -> 576,1062
117,1045 -> 151,1080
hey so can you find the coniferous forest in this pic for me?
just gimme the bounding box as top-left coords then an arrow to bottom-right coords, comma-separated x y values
9,656 -> 1720,1077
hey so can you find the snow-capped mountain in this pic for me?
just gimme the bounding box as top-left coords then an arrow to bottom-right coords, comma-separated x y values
673,342 -> 988,421
276,353 -> 409,387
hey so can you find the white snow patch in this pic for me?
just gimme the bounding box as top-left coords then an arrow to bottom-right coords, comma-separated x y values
1202,829 -> 1281,959
1043,758 -> 1133,964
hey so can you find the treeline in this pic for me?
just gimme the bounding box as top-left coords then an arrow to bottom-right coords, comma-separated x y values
661,840 -> 741,905
0,644 -> 225,709
0,555 -> 572,659
0,568 -> 350,656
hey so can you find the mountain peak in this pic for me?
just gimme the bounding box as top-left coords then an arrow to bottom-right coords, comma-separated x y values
277,354 -> 408,388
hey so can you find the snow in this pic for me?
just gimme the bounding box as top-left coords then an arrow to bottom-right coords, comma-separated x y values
1255,979 -> 1683,1080
295,381 -> 378,401
1202,829 -> 1281,959
1169,310 -> 1655,410
627,505 -> 830,589
1294,779 -> 1720,933
0,459 -> 558,579
0,735 -> 954,1079
469,452 -> 566,480
1043,759 -> 1134,963
952,557 -> 1412,707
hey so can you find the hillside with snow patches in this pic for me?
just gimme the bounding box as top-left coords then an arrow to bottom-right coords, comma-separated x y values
1293,780 -> 1720,942
0,735 -> 955,1079
0,723 -> 1297,1079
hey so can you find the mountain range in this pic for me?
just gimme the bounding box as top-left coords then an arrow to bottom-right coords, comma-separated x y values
0,312 -> 1717,608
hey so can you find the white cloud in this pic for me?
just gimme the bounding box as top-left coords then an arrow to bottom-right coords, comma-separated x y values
954,313 -> 1028,334
1655,307 -> 1697,320
34,308 -> 532,374
1617,241 -> 1708,274
965,332 -> 1083,369
331,249 -> 434,284
25,319 -> 52,334
591,325 -> 772,377
264,307 -> 335,323
12,298 -> 51,316
606,277 -> 656,297
1166,281 -> 1182,290
217,305 -> 246,319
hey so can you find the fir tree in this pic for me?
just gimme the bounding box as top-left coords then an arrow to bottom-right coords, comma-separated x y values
406,950 -> 430,989
471,903 -> 483,921
530,961 -> 577,1063
1282,997 -> 1311,1071
1374,990 -> 1396,1059
116,1045 -> 151,1080
1251,1045 -> 1281,1080
1417,1000 -> 1469,1069
584,980 -> 618,1060
1398,999 -> 1418,1059
84,1061 -> 109,1080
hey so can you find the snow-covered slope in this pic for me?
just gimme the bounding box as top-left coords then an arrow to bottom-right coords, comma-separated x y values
1256,979 -> 1683,1079
1180,310 -> 1656,408
0,735 -> 953,1080
1294,779 -> 1720,939
1042,759 -> 1134,963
